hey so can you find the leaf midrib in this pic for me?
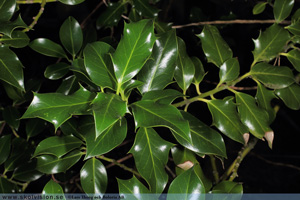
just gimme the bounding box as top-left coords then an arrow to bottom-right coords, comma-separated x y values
134,103 -> 190,143
118,27 -> 144,85
237,94 -> 266,133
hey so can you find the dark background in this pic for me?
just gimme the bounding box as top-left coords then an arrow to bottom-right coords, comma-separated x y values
12,0 -> 300,193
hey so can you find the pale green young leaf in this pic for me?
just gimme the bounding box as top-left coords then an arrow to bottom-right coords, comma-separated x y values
253,2 -> 267,15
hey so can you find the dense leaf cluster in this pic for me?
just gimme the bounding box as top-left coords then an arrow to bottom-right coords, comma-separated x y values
0,0 -> 300,197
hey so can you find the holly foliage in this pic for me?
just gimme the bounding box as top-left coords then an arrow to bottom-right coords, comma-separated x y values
0,0 -> 300,197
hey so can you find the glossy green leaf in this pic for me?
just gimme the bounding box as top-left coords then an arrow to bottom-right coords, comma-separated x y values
13,160 -> 43,182
132,0 -> 159,18
0,31 -> 29,48
174,37 -> 195,93
2,81 -> 25,103
138,29 -> 178,93
42,180 -> 65,195
154,20 -> 172,34
286,21 -> 300,36
131,100 -> 192,144
0,177 -> 17,193
274,0 -> 294,23
0,15 -> 27,37
212,181 -> 243,193
0,135 -> 11,165
44,63 -> 69,80
192,57 -> 205,85
22,86 -> 96,131
26,119 -> 47,140
130,128 -> 173,193
0,45 -> 24,91
167,167 -> 205,200
60,118 -> 84,140
252,2 -> 267,15
29,38 -> 68,58
207,98 -> 247,144
80,157 -> 107,194
275,83 -> 300,110
92,93 -> 127,138
219,58 -> 240,84
252,24 -> 290,64
118,176 -> 151,200
84,42 -> 116,89
292,8 -> 300,22
70,58 -> 98,89
197,25 -> 233,67
129,8 -> 142,22
235,92 -> 272,138
56,75 -> 80,95
121,79 -> 144,99
36,149 -> 82,174
112,20 -> 156,89
96,2 -> 125,28
2,106 -> 20,130
250,63 -> 294,89
171,147 -> 212,192
0,0 -> 16,21
58,0 -> 85,5
256,82 -> 276,123
33,135 -> 83,158
5,142 -> 33,172
85,117 -> 127,159
142,89 -> 183,104
180,111 -> 227,157
283,49 -> 300,72
59,16 -> 83,57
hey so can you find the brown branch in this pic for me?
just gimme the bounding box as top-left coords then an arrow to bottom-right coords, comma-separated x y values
80,0 -> 106,29
172,19 -> 291,29
106,154 -> 133,169
250,152 -> 300,171
0,122 -> 6,135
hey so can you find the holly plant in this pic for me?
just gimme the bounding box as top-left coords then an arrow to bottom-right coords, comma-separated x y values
0,0 -> 300,198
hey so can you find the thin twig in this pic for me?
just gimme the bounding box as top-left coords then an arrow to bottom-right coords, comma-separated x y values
98,155 -> 141,177
209,155 -> 219,183
165,165 -> 176,178
250,152 -> 300,171
23,0 -> 47,32
106,154 -> 133,169
80,0 -> 106,29
172,19 -> 291,29
0,122 -> 6,135
17,0 -> 56,4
